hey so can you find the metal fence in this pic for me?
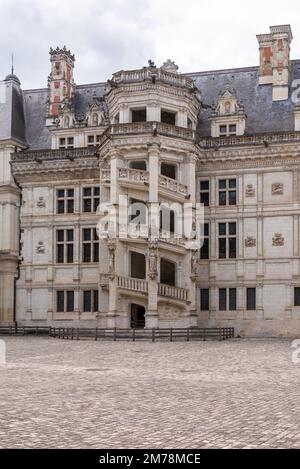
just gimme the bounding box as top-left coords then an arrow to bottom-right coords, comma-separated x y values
0,326 -> 234,342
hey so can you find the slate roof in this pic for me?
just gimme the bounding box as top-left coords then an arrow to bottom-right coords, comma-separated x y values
0,76 -> 26,145
2,60 -> 300,149
190,60 -> 300,137
23,82 -> 106,149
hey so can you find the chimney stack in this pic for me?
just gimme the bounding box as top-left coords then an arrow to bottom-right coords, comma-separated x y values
47,46 -> 75,121
257,25 -> 293,101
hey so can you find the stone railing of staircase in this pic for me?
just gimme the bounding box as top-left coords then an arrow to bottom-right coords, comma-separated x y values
117,276 -> 148,293
111,121 -> 195,141
158,283 -> 188,301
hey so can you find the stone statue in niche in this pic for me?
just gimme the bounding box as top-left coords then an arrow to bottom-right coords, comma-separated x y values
225,101 -> 231,114
92,113 -> 99,126
36,196 -> 46,208
190,251 -> 198,281
245,184 -> 255,197
36,241 -> 45,254
107,240 -> 116,276
64,116 -> 70,128
245,236 -> 256,247
272,233 -> 284,246
272,183 -> 283,195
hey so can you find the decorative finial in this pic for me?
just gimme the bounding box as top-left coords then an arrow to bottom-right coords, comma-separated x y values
11,52 -> 14,75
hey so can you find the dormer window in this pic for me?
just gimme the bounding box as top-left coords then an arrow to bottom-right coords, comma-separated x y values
131,108 -> 146,123
219,124 -> 237,137
87,135 -> 101,147
59,137 -> 74,149
211,85 -> 246,137
161,110 -> 176,125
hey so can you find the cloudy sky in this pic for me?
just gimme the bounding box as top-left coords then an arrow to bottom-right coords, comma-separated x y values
0,0 -> 299,90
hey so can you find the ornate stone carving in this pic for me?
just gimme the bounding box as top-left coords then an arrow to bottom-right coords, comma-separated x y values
148,243 -> 158,280
36,241 -> 45,254
245,184 -> 255,197
190,250 -> 198,281
272,182 -> 283,195
272,233 -> 284,246
107,239 -> 116,278
245,236 -> 256,247
36,196 -> 46,208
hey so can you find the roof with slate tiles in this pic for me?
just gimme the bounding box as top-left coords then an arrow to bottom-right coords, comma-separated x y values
2,60 -> 300,149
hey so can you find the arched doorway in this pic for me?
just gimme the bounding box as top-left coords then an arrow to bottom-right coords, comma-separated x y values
130,304 -> 146,329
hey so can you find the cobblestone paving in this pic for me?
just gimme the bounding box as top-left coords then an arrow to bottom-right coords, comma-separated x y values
0,337 -> 300,448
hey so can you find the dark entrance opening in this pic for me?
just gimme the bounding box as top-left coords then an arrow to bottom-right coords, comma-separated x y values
160,258 -> 176,286
132,108 -> 147,122
161,110 -> 176,125
130,304 -> 146,328
161,162 -> 176,180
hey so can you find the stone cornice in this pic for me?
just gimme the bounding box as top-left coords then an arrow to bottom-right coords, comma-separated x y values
12,158 -> 99,183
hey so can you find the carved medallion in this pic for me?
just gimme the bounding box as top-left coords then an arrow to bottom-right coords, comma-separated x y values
272,233 -> 284,246
272,183 -> 283,195
245,184 -> 255,197
245,236 -> 256,247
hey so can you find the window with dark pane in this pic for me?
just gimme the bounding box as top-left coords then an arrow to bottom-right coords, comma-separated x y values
294,287 -> 300,306
200,289 -> 209,311
247,288 -> 256,310
229,288 -> 237,310
57,291 -> 64,313
200,223 -> 209,259
56,188 -> 74,214
82,228 -> 99,263
219,288 -> 227,311
83,186 -> 100,213
66,291 -> 74,312
83,291 -> 92,312
200,180 -> 210,206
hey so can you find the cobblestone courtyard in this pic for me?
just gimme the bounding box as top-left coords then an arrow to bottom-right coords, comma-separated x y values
0,337 -> 300,448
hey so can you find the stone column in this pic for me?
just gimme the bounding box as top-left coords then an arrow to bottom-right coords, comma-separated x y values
147,143 -> 160,203
146,242 -> 158,327
0,255 -> 17,325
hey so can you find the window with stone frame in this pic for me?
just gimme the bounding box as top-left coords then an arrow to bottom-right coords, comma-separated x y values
59,136 -> 74,148
56,290 -> 74,313
246,288 -> 256,310
200,223 -> 209,259
218,222 -> 236,259
218,178 -> 236,206
82,187 -> 100,213
56,229 -> 74,263
87,135 -> 101,147
200,288 -> 209,311
219,123 -> 237,136
56,188 -> 74,214
200,180 -> 210,206
83,290 -> 99,312
219,288 -> 237,311
82,228 -> 99,263
294,287 -> 300,306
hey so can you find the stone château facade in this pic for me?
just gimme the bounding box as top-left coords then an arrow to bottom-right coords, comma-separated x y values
1,25 -> 300,336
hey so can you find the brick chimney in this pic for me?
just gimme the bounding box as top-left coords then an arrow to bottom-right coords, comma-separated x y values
257,25 -> 293,101
47,46 -> 75,120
